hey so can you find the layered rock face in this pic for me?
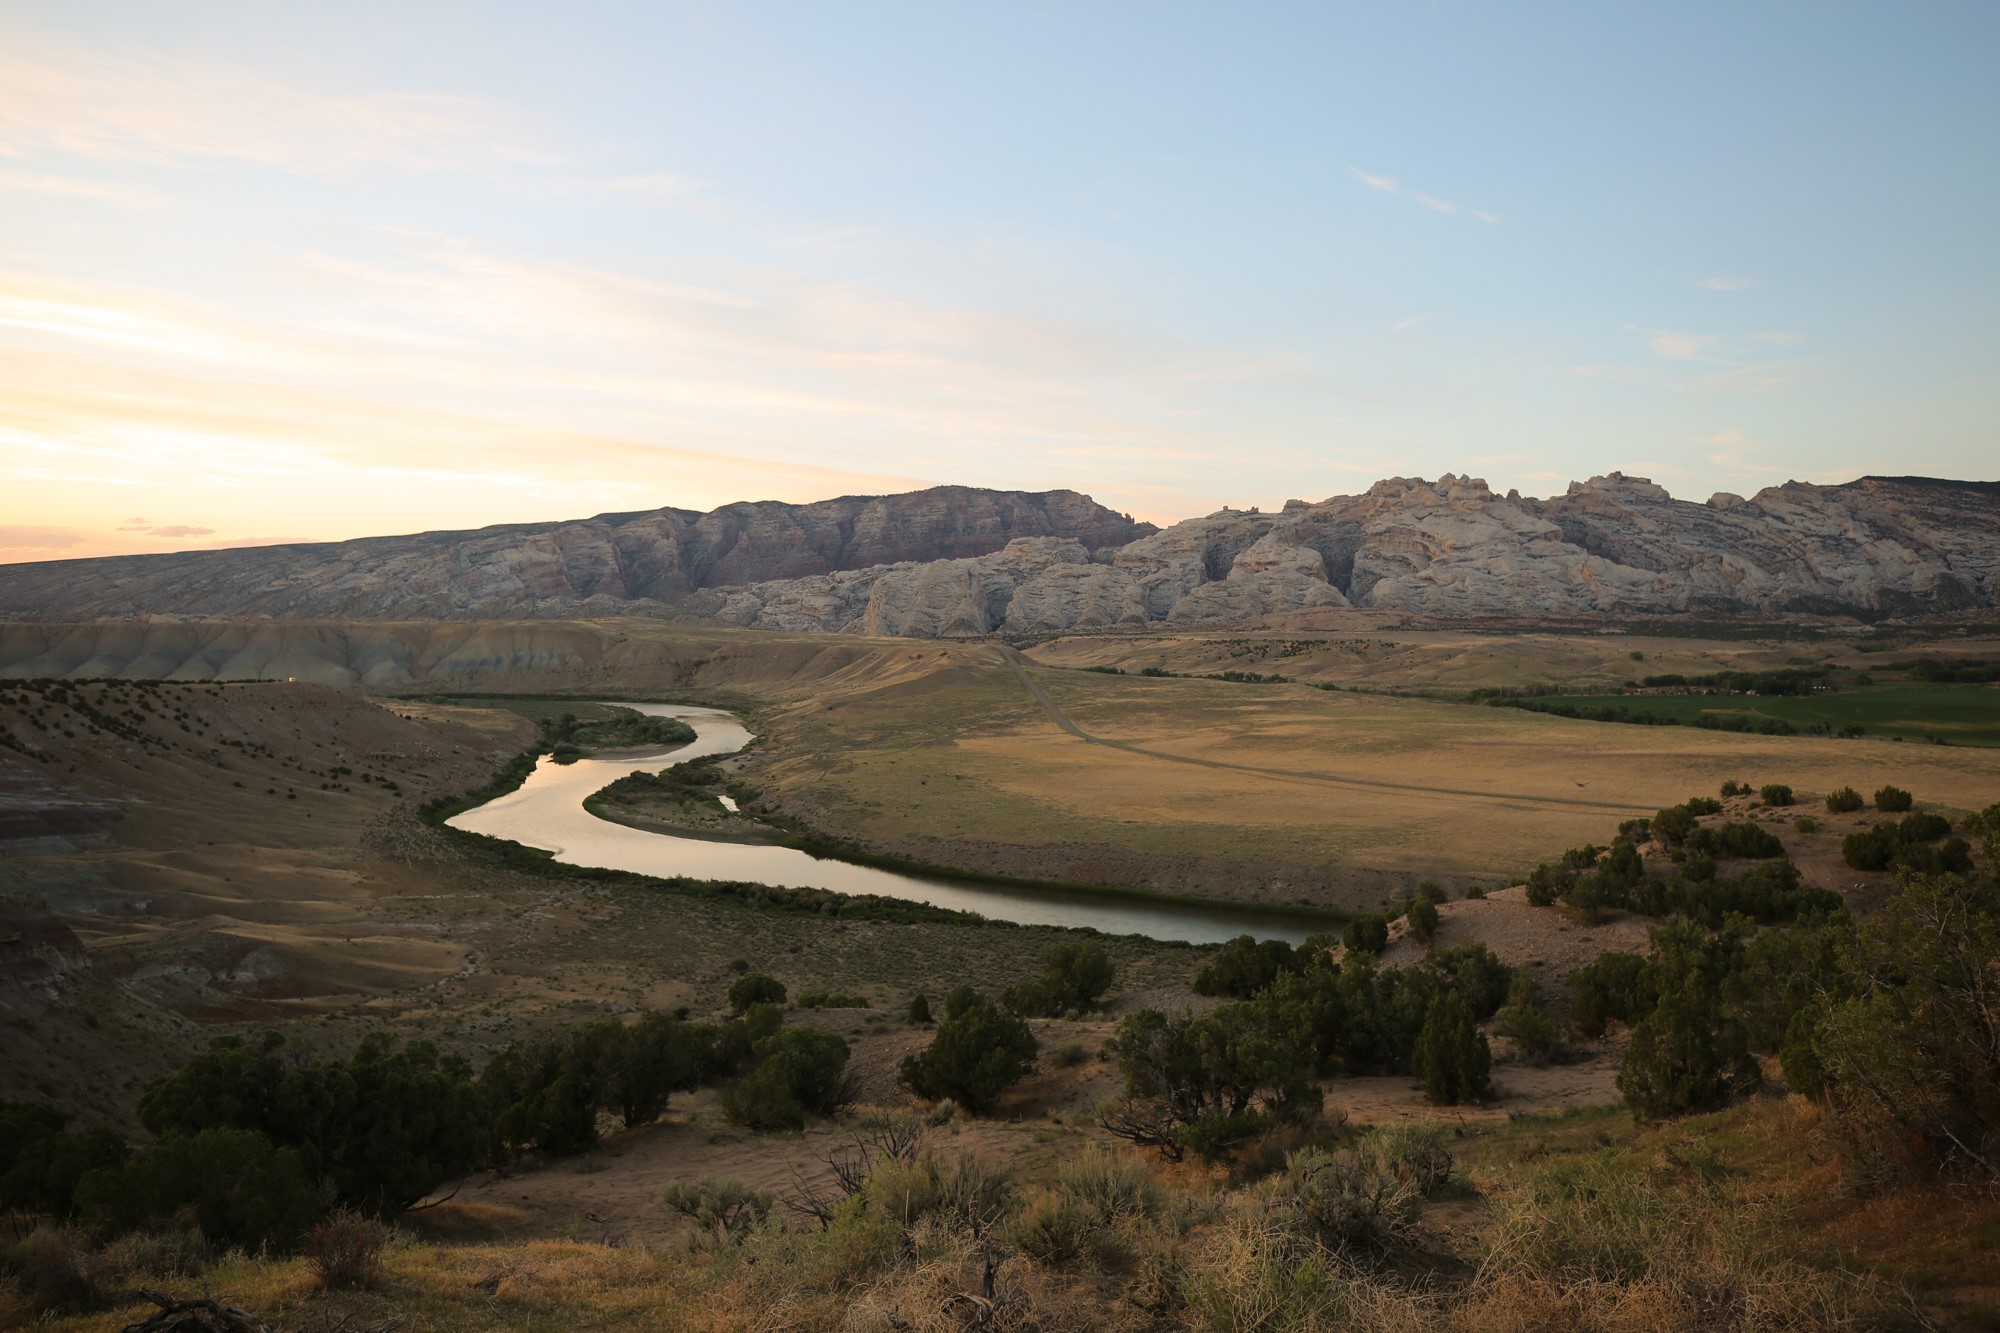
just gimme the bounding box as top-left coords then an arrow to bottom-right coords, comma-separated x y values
0,487 -> 1152,621
687,474 -> 2000,634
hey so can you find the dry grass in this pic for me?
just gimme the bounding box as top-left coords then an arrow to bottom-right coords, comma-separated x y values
19,1094 -> 1963,1333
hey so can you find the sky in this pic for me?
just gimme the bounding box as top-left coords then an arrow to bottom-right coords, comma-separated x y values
2,2 -> 1996,562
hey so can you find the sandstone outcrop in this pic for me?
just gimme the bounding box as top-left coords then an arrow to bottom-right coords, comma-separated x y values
0,487 -> 1152,622
687,474 -> 2000,634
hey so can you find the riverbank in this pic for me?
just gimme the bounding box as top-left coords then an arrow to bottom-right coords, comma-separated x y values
439,703 -> 1342,943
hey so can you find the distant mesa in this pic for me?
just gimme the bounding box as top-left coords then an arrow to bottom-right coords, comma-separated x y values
0,474 -> 1994,635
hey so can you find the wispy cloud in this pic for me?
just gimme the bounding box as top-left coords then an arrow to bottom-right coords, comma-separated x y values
0,525 -> 87,557
1621,325 -> 1812,394
0,42 -> 536,178
1348,167 -> 1501,223
1629,326 -> 1721,363
1696,276 -> 1755,292
0,169 -> 165,208
0,38 -> 712,215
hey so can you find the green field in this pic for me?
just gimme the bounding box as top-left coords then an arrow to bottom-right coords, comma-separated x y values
1522,684 -> 2000,747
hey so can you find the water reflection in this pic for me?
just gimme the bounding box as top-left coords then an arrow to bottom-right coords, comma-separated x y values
448,703 -> 1328,945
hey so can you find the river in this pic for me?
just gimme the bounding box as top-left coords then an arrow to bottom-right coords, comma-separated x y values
446,703 -> 1332,945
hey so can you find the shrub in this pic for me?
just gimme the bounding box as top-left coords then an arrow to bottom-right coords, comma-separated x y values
1569,951 -> 1654,1039
1759,783 -> 1794,807
1873,784 -> 1913,812
1423,941 -> 1512,1019
1100,1005 -> 1320,1161
663,1177 -> 772,1244
0,1104 -> 128,1219
1049,1042 -> 1090,1069
1405,896 -> 1440,942
141,1030 -> 487,1215
7,1226 -> 98,1315
905,993 -> 932,1025
1278,1145 -> 1422,1254
724,1028 -> 853,1131
1342,914 -> 1389,954
606,1012 -> 708,1128
76,1127 -> 322,1251
1720,780 -> 1745,797
1493,976 -> 1560,1065
1780,1008 -> 1827,1100
726,972 -> 787,1013
1704,821 -> 1786,859
860,1146 -> 1013,1236
1524,862 -> 1563,906
1055,1146 -> 1160,1223
795,992 -> 870,1009
711,1003 -> 784,1073
1793,814 -> 1820,834
1373,1120 -> 1456,1196
1812,872 -> 2000,1180
1616,978 -> 1761,1121
303,1208 -> 387,1289
898,993 -> 1037,1113
1413,991 -> 1490,1105
1192,935 -> 1300,998
483,1029 -> 607,1156
1006,939 -> 1116,1015
1007,1188 -> 1099,1267
1825,786 -> 1864,813
1842,812 -> 1967,874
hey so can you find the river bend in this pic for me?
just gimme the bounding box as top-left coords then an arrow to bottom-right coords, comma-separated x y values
447,703 -> 1328,945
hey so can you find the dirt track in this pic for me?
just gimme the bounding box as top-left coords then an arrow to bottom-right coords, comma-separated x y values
999,646 -> 1650,815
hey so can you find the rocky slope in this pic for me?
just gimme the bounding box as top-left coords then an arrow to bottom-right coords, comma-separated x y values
0,487 -> 1152,622
683,474 -> 2000,633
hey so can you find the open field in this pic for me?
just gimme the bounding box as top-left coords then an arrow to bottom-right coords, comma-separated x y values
735,642 -> 2000,908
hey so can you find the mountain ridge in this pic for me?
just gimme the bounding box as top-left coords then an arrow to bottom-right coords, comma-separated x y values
2,473 -> 1993,631
0,486 -> 1152,622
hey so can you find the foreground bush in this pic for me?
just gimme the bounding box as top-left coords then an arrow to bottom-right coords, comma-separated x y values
1809,872 -> 2000,1181
303,1208 -> 387,1289
0,1103 -> 127,1220
75,1127 -> 321,1252
663,1177 -> 773,1246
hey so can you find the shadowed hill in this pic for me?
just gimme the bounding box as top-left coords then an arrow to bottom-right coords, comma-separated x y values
0,486 -> 1152,622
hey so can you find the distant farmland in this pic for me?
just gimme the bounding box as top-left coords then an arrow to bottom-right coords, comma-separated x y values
1516,684 -> 2000,747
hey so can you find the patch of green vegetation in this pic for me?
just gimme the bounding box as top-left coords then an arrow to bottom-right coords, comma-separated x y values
1504,683 -> 2000,746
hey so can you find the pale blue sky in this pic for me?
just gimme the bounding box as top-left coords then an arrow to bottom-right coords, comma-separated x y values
2,1 -> 1994,559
